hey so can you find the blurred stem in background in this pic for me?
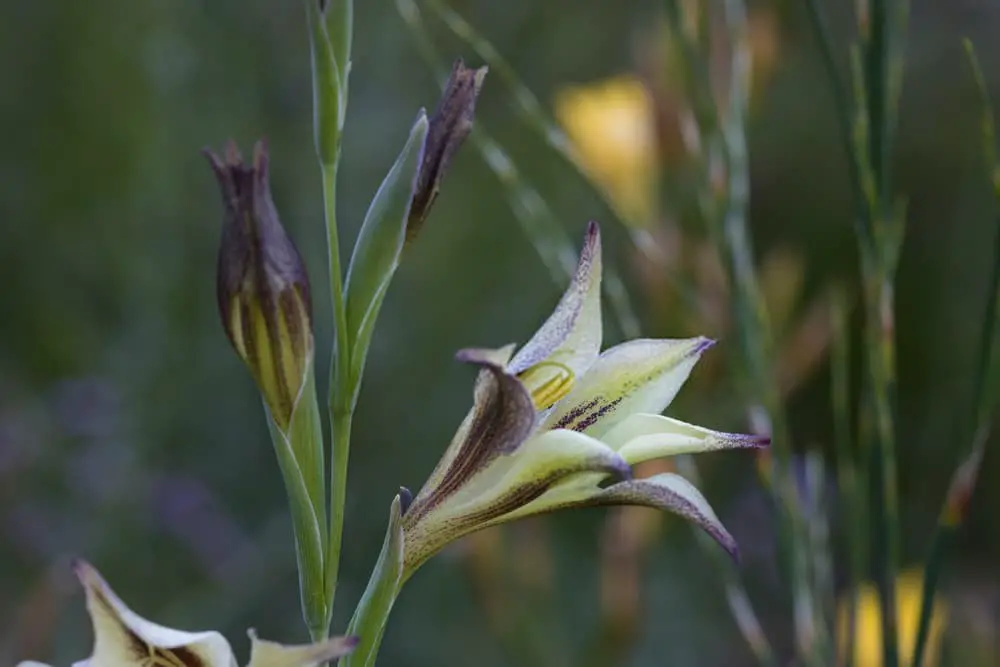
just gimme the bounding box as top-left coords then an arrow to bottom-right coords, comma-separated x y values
909,40 -> 998,667
804,0 -> 909,664
661,0 -> 824,662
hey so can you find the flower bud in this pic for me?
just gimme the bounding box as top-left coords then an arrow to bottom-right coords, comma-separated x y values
204,140 -> 313,431
406,59 -> 488,242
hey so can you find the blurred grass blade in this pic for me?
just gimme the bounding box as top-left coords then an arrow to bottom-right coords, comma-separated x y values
340,493 -> 406,667
911,437 -> 986,667
831,290 -> 863,667
424,0 -> 709,289
395,0 -> 642,339
424,0 -> 639,230
676,457 -> 776,666
963,39 -> 1000,427
265,366 -> 329,638
344,111 -> 429,402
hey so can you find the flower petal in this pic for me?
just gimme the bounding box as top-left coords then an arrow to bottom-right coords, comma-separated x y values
406,348 -> 536,522
508,222 -> 603,406
403,429 -> 630,573
590,473 -> 739,560
75,560 -> 234,667
246,630 -> 358,667
601,413 -> 770,465
543,337 -> 714,438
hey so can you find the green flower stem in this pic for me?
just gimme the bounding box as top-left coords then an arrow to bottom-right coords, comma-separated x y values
323,161 -> 355,630
266,368 -> 330,641
340,495 -> 405,667
306,0 -> 356,639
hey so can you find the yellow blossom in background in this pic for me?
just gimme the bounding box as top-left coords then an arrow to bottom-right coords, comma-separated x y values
838,569 -> 948,667
554,76 -> 658,228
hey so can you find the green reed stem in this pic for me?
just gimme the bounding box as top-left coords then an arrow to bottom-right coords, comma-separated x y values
801,0 -> 873,243
862,4 -> 908,663
964,39 -> 1000,428
911,41 -> 1000,667
660,0 -> 818,661
720,1 -> 824,659
831,291 -> 863,667
803,1 -> 909,663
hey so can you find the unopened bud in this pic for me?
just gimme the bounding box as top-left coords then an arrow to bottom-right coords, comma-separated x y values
204,140 -> 313,431
407,59 -> 488,242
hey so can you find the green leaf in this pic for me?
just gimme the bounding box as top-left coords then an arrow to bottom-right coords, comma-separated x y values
305,0 -> 349,166
339,494 -> 406,667
265,364 -> 329,638
344,111 -> 429,402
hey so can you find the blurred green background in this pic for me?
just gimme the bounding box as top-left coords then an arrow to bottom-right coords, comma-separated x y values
2,1 -> 999,665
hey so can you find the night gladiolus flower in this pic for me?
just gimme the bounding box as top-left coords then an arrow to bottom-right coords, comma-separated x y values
399,222 -> 769,577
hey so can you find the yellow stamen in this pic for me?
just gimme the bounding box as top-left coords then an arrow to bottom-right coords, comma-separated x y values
519,361 -> 575,410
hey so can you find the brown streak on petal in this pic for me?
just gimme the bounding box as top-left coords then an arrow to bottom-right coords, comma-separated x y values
553,396 -> 623,432
407,359 -> 535,522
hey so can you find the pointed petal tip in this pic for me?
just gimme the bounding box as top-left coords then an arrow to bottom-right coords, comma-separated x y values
70,558 -> 98,586
723,539 -> 741,564
692,337 -> 717,356
613,457 -> 634,482
582,221 -> 602,257
455,345 -> 516,369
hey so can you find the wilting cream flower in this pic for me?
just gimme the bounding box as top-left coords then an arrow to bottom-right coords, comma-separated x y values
838,569 -> 948,667
18,560 -> 356,667
554,78 -> 658,227
399,222 -> 768,577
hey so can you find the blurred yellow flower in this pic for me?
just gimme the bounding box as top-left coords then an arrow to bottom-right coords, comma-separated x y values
554,76 -> 658,227
839,569 -> 947,667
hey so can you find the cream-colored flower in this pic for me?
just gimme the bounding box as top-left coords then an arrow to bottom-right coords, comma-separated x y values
399,222 -> 768,577
18,560 -> 356,667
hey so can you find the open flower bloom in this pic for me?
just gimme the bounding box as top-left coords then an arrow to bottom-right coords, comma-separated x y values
400,222 -> 768,576
18,560 -> 357,667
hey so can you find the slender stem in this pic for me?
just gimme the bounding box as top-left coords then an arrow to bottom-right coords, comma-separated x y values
321,162 -> 354,631
831,293 -> 862,667
801,0 -> 872,244
678,457 -> 777,666
863,1 -> 907,662
715,0 -> 825,662
911,44 -> 1000,667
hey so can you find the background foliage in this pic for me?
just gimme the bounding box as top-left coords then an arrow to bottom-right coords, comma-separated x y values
2,1 -> 998,665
